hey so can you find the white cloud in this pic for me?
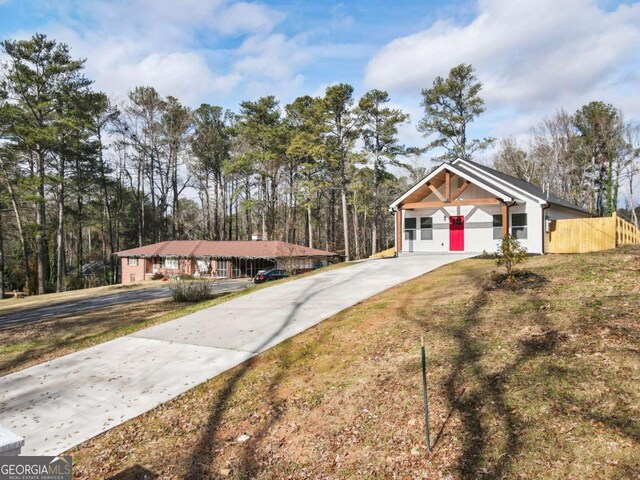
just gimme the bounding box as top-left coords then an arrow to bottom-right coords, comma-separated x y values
235,33 -> 311,80
365,0 -> 640,136
11,0 -> 295,106
96,50 -> 241,104
330,4 -> 355,30
210,2 -> 286,36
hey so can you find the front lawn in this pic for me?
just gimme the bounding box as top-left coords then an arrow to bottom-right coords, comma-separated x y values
0,264 -> 348,377
70,247 -> 639,479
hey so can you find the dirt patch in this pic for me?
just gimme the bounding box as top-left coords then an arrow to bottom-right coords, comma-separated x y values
487,269 -> 547,290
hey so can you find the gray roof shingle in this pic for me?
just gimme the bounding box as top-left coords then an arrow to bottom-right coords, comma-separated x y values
458,159 -> 591,214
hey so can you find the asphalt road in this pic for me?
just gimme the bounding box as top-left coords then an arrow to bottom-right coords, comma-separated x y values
0,280 -> 250,330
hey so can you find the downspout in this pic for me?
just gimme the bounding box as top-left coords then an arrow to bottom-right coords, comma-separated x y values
542,203 -> 551,254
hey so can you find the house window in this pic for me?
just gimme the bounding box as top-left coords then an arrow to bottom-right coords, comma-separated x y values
511,213 -> 528,239
404,217 -> 416,240
493,215 -> 503,240
196,259 -> 209,273
232,261 -> 242,278
162,257 -> 179,269
127,257 -> 138,266
420,217 -> 433,240
216,259 -> 228,278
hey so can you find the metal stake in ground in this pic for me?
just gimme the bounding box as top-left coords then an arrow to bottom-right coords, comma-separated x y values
421,335 -> 431,453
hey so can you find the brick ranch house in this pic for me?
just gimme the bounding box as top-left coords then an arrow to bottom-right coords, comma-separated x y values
116,240 -> 338,284
390,158 -> 592,255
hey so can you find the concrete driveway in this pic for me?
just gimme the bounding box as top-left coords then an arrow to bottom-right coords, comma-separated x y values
0,280 -> 249,330
0,253 -> 472,455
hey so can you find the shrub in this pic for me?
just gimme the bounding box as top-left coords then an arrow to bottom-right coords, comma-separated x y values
83,274 -> 106,289
151,272 -> 165,280
62,275 -> 83,291
494,234 -> 527,278
169,278 -> 213,302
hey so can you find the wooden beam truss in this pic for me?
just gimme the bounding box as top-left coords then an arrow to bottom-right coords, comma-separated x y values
403,198 -> 502,209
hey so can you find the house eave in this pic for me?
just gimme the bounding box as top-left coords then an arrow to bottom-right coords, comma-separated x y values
390,162 -> 514,209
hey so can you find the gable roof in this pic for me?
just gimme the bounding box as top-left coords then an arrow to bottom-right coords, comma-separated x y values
389,161 -> 514,208
390,158 -> 591,215
116,240 -> 337,259
455,159 -> 591,214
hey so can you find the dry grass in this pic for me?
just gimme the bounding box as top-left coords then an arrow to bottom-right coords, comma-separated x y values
66,247 -> 639,479
369,247 -> 395,259
0,298 -> 183,377
0,264 -> 349,378
0,281 -> 164,315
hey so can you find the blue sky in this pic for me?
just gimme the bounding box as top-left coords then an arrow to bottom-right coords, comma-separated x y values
1,0 -> 639,158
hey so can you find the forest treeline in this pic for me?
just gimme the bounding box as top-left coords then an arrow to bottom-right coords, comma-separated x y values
0,34 -> 638,295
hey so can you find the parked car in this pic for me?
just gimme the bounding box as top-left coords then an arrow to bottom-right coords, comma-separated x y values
254,269 -> 289,284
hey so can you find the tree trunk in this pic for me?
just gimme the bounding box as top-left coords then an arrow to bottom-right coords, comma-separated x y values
372,151 -> 381,256
244,179 -> 252,240
0,159 -> 30,289
629,165 -> 638,227
36,151 -> 47,294
213,173 -> 219,240
352,197 -> 360,260
56,157 -> 65,292
203,181 -> 212,240
98,131 -> 116,285
138,160 -> 145,247
261,176 -> 268,240
229,183 -> 234,240
77,181 -> 83,278
371,222 -> 377,257
341,185 -> 350,261
172,146 -> 180,239
0,209 -> 4,299
307,204 -> 313,249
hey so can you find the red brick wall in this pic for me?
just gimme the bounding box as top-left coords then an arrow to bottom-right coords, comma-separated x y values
121,257 -> 146,284
179,258 -> 195,275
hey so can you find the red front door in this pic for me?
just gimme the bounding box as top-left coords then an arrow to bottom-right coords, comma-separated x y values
449,216 -> 464,251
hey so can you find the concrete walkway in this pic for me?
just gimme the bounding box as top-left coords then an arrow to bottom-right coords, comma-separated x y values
0,254 -> 472,455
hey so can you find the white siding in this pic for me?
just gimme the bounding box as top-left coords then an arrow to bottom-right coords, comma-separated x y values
402,203 -> 547,254
397,172 -> 591,255
546,205 -> 591,220
512,202 -> 543,254
402,204 -> 504,253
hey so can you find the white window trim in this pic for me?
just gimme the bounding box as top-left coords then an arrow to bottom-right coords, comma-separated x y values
404,217 -> 417,241
127,257 -> 138,266
196,259 -> 209,273
420,217 -> 433,241
216,259 -> 228,278
492,214 -> 503,240
162,257 -> 180,269
511,213 -> 528,240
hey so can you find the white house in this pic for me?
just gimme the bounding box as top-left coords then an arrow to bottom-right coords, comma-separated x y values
390,158 -> 592,255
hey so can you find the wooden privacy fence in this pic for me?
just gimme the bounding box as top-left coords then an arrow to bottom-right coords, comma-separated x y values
548,213 -> 640,253
616,214 -> 640,245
